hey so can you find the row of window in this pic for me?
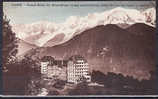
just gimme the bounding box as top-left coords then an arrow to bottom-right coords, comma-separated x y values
68,73 -> 89,77
67,69 -> 89,72
68,77 -> 91,81
74,64 -> 88,66
68,71 -> 88,74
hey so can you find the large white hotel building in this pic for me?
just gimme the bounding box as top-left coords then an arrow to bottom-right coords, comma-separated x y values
67,55 -> 91,84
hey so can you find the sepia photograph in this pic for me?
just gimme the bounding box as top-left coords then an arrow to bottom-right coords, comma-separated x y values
2,0 -> 157,96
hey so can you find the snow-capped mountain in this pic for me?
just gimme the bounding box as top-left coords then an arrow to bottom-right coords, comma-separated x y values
12,7 -> 156,47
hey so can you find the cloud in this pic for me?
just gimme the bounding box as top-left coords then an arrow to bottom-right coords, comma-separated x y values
12,7 -> 156,47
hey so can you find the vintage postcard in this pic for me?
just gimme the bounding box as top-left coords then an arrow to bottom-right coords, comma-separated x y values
2,0 -> 157,96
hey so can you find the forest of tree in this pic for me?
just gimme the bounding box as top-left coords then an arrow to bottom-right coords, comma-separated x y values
68,70 -> 157,95
2,15 -> 41,95
2,15 -> 18,71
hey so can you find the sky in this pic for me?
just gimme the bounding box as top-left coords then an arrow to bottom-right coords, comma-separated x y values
3,1 -> 155,25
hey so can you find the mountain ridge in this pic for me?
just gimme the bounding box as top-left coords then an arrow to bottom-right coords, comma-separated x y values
22,23 -> 155,80
12,7 -> 156,47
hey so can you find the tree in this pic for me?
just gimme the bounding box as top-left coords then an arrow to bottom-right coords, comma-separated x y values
2,14 -> 18,71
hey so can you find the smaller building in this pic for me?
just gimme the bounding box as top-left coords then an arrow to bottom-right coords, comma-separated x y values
40,56 -> 55,75
41,62 -> 49,74
67,55 -> 91,84
40,56 -> 67,79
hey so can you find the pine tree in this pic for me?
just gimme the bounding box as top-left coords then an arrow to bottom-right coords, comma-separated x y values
2,14 -> 18,71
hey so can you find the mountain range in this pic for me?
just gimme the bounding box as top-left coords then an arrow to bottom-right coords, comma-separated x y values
12,7 -> 156,47
19,23 -> 156,80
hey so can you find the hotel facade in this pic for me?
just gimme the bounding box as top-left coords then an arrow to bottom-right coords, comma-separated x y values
67,55 -> 91,84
